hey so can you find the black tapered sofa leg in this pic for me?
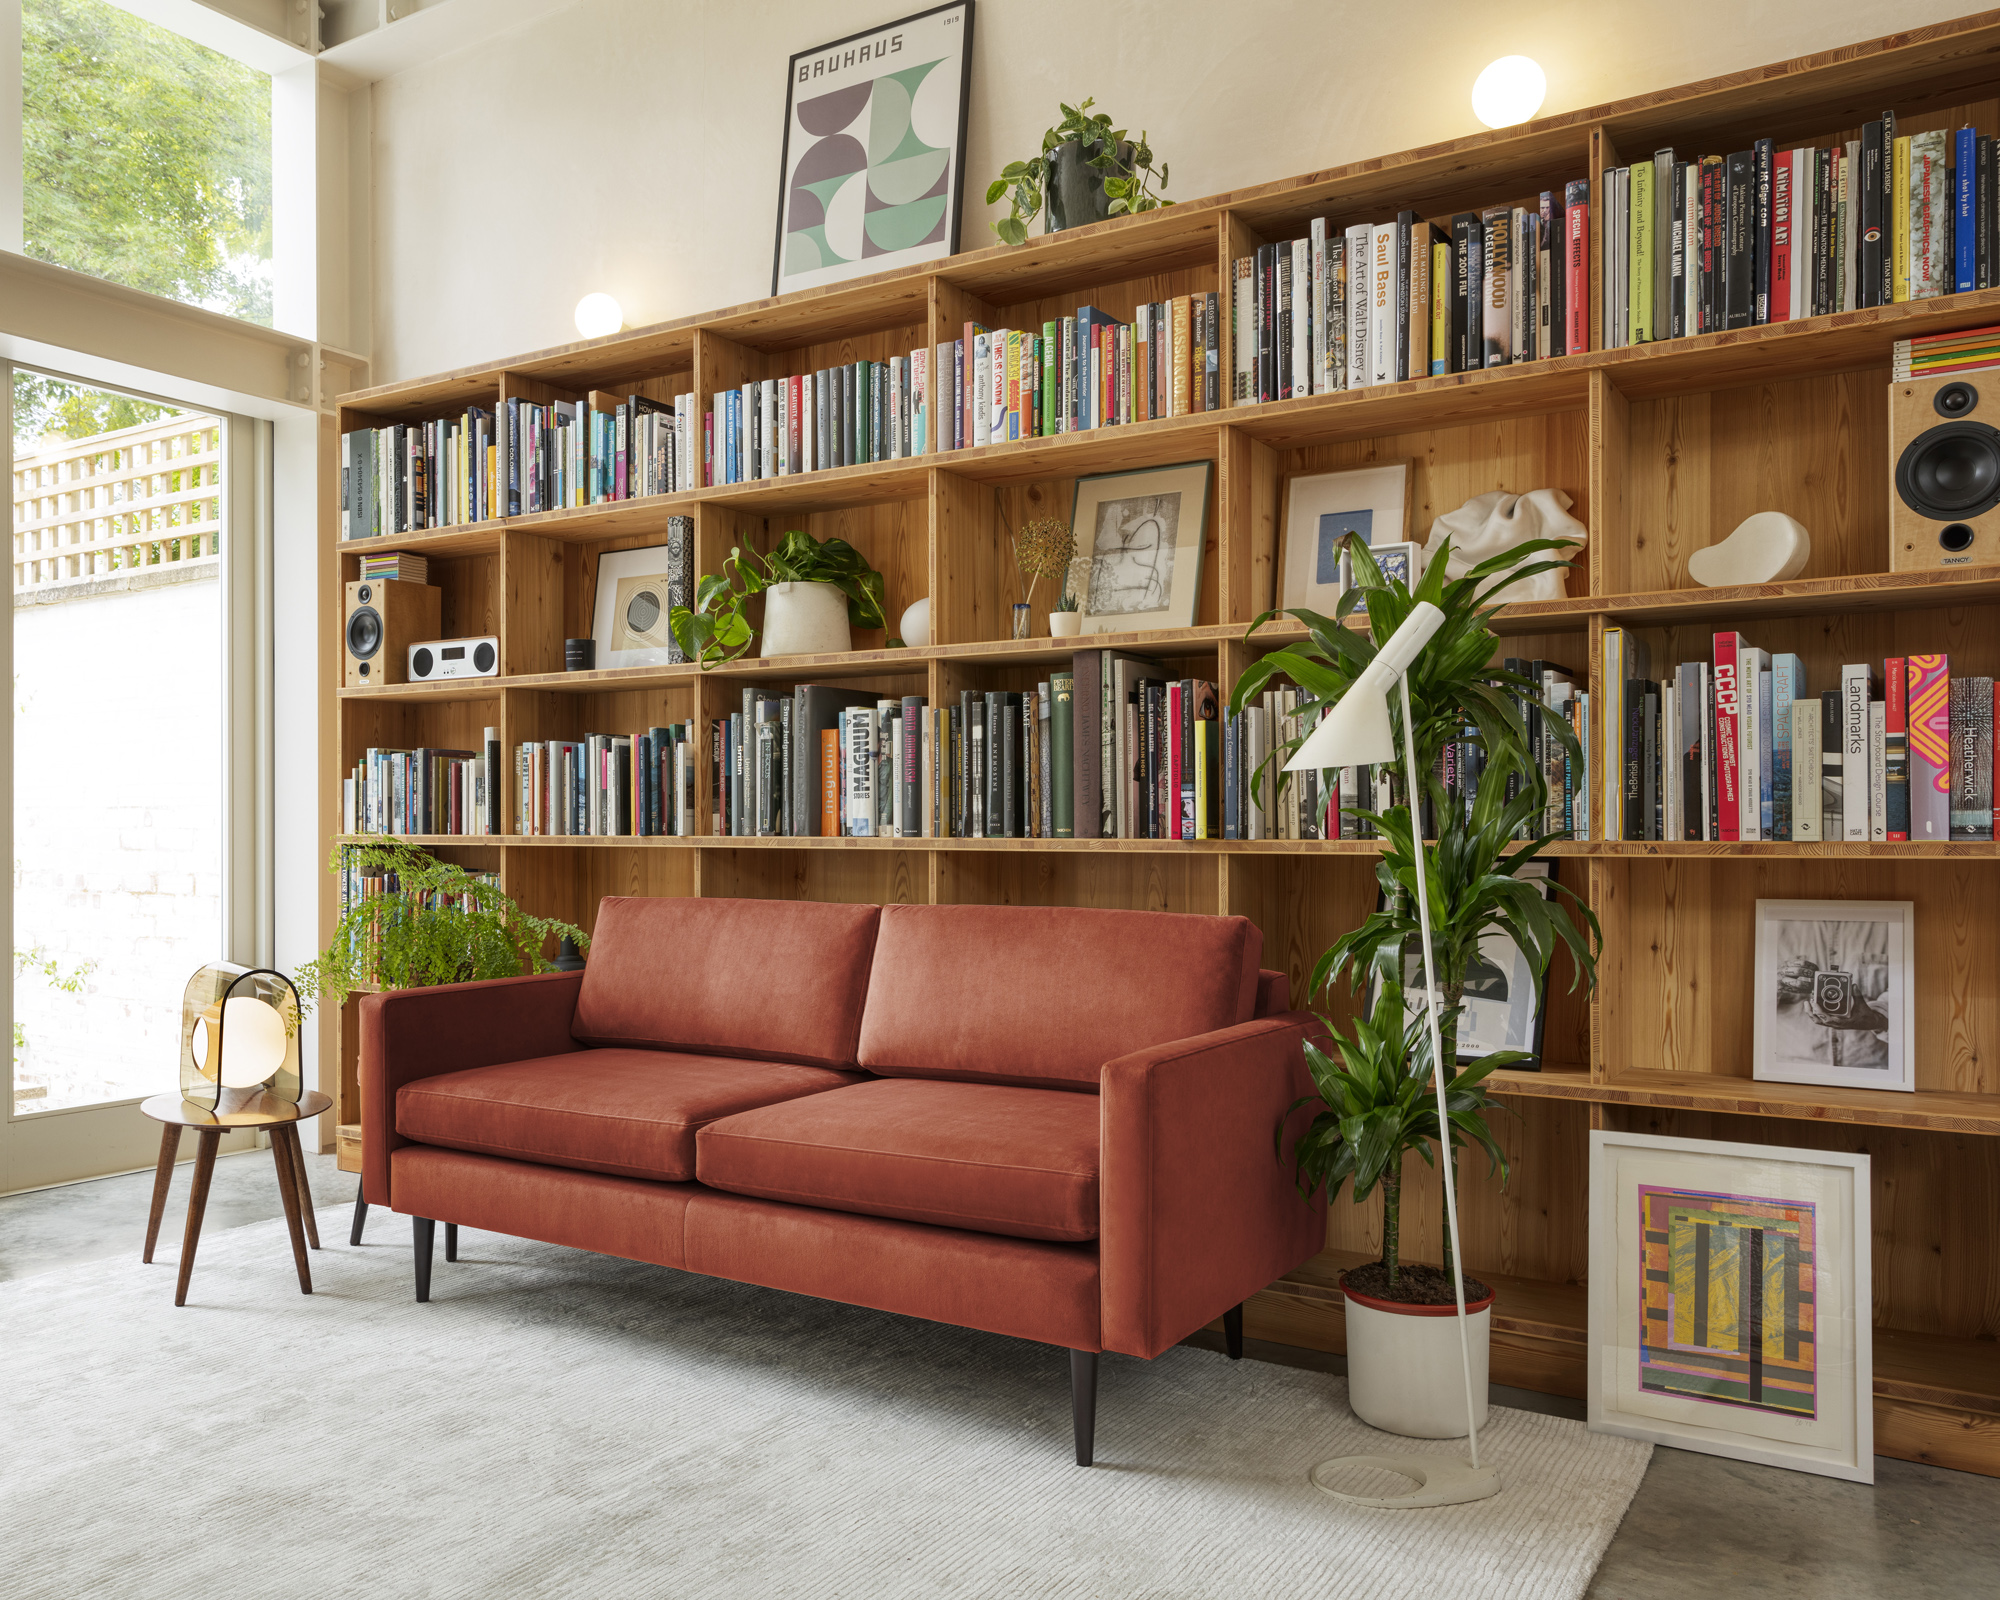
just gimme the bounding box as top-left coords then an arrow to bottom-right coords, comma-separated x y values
349,1190 -> 369,1245
1224,1302 -> 1244,1360
445,1222 -> 458,1261
413,1216 -> 435,1302
1070,1349 -> 1098,1466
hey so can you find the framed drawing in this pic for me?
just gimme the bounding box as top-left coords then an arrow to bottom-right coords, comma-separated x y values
1588,1129 -> 1873,1483
1275,461 -> 1414,617
772,3 -> 975,297
1752,899 -> 1914,1093
1072,460 -> 1213,634
1369,860 -> 1554,1070
592,524 -> 695,669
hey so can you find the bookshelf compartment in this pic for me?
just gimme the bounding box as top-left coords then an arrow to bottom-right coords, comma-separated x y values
933,845 -> 1216,916
502,843 -> 694,943
700,845 -> 925,907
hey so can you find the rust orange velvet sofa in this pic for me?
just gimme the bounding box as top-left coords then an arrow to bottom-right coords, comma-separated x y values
358,897 -> 1325,1464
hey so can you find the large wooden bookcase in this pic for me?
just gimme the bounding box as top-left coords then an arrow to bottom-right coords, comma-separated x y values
326,15 -> 2000,1476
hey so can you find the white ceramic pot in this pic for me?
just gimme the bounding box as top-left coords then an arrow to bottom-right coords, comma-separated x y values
1341,1274 -> 1493,1438
1048,611 -> 1083,638
760,580 -> 851,658
900,596 -> 931,648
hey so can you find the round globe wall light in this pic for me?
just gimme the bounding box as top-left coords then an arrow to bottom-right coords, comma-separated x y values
574,293 -> 625,339
1471,56 -> 1547,129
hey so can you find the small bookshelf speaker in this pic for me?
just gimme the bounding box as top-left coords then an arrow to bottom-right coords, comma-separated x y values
1890,373 -> 2000,570
344,579 -> 441,687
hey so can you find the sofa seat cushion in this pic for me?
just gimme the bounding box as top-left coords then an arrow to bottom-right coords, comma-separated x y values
695,1078 -> 1100,1243
396,1048 -> 865,1184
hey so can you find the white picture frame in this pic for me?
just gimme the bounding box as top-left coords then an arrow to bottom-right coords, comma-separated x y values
772,3 -> 974,297
1752,898 -> 1915,1093
592,530 -> 694,670
1275,461 -> 1414,617
1072,460 -> 1213,634
1588,1129 -> 1873,1483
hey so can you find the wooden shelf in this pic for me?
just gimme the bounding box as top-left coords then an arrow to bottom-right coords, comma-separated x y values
331,832 -> 1596,857
1493,1067 -> 2000,1136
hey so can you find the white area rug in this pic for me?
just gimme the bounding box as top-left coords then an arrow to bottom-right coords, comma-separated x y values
5,1211 -> 1650,1599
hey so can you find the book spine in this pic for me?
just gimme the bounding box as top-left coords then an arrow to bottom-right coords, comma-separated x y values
1791,697 -> 1822,840
1481,206 -> 1512,367
1051,670 -> 1075,838
1841,663 -> 1871,840
1630,160 -> 1654,342
1885,656 -> 1909,839
1950,677 -> 1996,839
1565,182 -> 1590,353
1861,119 -> 1887,307
1819,689 -> 1844,840
1908,653 -> 1951,839
1346,224 -> 1373,388
1712,632 -> 1742,841
1753,138 -> 1774,322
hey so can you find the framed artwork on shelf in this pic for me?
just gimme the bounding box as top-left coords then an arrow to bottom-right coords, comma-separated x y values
1588,1129 -> 1873,1483
1072,460 -> 1213,634
1275,461 -> 1414,618
1752,899 -> 1914,1093
591,524 -> 695,669
771,1 -> 975,296
1368,860 -> 1555,1070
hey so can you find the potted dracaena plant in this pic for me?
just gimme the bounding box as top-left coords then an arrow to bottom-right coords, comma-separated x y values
1233,532 -> 1600,1436
667,529 -> 898,669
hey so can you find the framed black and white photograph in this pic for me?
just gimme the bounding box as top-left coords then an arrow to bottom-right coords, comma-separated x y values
1072,460 -> 1213,634
1752,899 -> 1914,1093
1275,461 -> 1413,617
1371,860 -> 1555,1070
592,525 -> 694,670
772,3 -> 975,297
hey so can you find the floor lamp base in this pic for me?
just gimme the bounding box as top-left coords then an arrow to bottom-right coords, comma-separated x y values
1309,1453 -> 1503,1509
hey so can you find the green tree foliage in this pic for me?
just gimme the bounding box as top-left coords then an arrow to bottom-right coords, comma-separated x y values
22,0 -> 273,322
13,373 -> 176,449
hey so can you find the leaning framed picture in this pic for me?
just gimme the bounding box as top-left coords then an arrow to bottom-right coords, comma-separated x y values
592,523 -> 695,669
1275,461 -> 1414,617
772,2 -> 975,297
1588,1129 -> 1873,1482
1369,859 -> 1555,1070
1752,898 -> 1915,1093
1072,460 -> 1213,634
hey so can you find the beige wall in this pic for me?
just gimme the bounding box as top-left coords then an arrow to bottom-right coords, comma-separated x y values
369,0 -> 1973,383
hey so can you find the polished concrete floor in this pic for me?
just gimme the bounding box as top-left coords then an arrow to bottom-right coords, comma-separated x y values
6,1159 -> 1997,1598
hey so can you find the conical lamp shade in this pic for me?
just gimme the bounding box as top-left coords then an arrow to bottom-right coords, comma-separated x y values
1286,670 -> 1396,769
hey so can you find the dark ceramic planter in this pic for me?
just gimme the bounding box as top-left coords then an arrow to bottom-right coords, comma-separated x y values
1044,138 -> 1132,233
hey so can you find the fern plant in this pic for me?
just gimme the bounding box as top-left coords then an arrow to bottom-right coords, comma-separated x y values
293,840 -> 588,1015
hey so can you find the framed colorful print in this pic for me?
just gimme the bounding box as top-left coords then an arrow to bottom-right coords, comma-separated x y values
1274,461 -> 1414,617
772,3 -> 975,296
1588,1129 -> 1873,1482
1072,460 -> 1213,634
1344,539 -> 1425,617
1752,899 -> 1915,1093
592,525 -> 694,669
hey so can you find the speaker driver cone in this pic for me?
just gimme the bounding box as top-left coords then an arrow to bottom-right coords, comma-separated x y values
347,607 -> 384,659
1895,420 -> 2000,521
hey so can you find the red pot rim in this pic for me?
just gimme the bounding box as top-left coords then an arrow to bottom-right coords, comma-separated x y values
1339,1270 -> 1497,1318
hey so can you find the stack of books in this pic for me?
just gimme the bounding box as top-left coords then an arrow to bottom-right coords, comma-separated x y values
357,550 -> 428,585
1893,319 -> 2000,379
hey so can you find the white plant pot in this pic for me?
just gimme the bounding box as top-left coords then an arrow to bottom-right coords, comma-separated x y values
1048,611 -> 1083,638
1342,1275 -> 1493,1438
760,581 -> 851,658
900,596 -> 931,648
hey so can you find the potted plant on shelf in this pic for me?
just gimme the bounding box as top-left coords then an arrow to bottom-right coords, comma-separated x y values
1233,533 -> 1599,1436
667,529 -> 898,668
988,99 -> 1170,245
293,840 -> 589,1013
1011,516 -> 1075,638
1049,557 -> 1089,638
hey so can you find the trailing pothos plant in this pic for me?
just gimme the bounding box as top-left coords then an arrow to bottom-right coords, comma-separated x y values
1235,533 -> 1600,1284
1284,977 -> 1514,1292
292,840 -> 588,1015
987,98 -> 1170,246
667,529 -> 898,669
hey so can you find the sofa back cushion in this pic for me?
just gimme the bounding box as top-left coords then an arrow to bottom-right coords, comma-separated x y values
857,904 -> 1262,1090
573,896 -> 880,1069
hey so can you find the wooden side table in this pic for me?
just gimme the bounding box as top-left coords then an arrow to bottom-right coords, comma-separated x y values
141,1090 -> 333,1305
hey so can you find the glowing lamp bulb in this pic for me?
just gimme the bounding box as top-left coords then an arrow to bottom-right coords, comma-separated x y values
574,293 -> 624,339
1471,56 -> 1546,129
216,995 -> 288,1088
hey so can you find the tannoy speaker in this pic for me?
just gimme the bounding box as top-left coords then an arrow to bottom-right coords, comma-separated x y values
344,579 -> 441,687
1890,373 -> 2000,570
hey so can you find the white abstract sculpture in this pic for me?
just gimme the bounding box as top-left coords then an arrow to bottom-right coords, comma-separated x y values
1686,512 -> 1812,587
1423,488 -> 1587,602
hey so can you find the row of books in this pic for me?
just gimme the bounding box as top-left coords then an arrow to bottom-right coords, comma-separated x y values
515,726 -> 701,837
343,735 -> 504,836
1605,114 -> 1991,347
336,850 -> 497,925
1604,631 -> 2000,841
1893,318 -> 2000,380
1231,188 -> 1592,397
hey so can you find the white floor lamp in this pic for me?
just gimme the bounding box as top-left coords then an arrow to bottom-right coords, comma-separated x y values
1285,599 -> 1503,1509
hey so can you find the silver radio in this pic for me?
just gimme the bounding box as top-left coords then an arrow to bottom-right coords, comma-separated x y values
408,636 -> 499,680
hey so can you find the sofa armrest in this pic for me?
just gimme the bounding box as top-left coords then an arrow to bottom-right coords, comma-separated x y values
1099,1011 -> 1327,1359
360,970 -> 585,1208
1254,968 -> 1289,1016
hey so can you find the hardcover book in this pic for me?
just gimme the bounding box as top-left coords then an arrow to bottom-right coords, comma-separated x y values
1950,676 -> 1995,839
1907,653 -> 1951,839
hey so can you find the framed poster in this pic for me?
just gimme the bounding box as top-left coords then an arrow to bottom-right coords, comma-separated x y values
592,526 -> 694,669
1752,899 -> 1915,1093
1275,461 -> 1414,617
1588,1129 -> 1873,1483
1072,460 -> 1213,634
1369,860 -> 1554,1070
772,3 -> 975,297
